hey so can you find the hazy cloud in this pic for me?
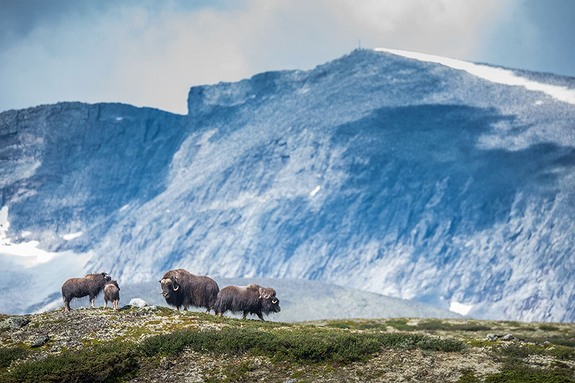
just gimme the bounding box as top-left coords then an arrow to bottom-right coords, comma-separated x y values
0,0 -> 547,114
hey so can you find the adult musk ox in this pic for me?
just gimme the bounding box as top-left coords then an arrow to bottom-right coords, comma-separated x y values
212,284 -> 281,321
61,272 -> 111,312
158,269 -> 219,313
103,280 -> 120,310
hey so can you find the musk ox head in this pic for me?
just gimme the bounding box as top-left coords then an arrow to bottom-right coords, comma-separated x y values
259,286 -> 281,315
103,273 -> 112,282
158,277 -> 180,299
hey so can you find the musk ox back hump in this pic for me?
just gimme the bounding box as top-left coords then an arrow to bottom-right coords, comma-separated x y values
61,272 -> 111,311
159,269 -> 219,311
211,285 -> 252,315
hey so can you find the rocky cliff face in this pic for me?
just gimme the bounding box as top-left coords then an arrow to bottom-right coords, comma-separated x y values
1,49 -> 575,321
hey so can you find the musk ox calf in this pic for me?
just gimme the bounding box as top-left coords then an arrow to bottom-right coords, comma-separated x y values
212,283 -> 281,321
61,272 -> 111,312
158,269 -> 219,313
103,280 -> 120,310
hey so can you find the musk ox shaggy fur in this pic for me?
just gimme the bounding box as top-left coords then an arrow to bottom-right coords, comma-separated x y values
61,272 -> 111,312
103,280 -> 120,310
212,283 -> 281,321
158,269 -> 219,313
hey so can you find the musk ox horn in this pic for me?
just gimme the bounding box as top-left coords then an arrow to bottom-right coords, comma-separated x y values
171,277 -> 180,291
258,287 -> 275,300
158,291 -> 164,294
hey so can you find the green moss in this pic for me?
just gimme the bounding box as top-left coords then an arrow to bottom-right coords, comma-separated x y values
414,320 -> 491,332
540,324 -> 561,332
140,326 -> 466,365
494,342 -> 575,360
204,361 -> 253,383
415,320 -> 449,331
523,335 -> 575,348
0,346 -> 30,369
1,342 -> 138,383
325,319 -> 388,331
504,321 -> 522,327
457,368 -> 481,383
485,365 -> 574,383
325,320 -> 354,329
547,346 -> 575,360
386,319 -> 414,331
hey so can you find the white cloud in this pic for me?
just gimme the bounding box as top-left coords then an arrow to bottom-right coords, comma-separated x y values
0,0 -> 519,114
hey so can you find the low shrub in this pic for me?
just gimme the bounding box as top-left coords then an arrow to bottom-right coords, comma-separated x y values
495,343 -> 575,361
385,319 -> 413,331
0,346 -> 29,369
1,342 -> 138,383
140,326 -> 467,365
485,364 -> 574,383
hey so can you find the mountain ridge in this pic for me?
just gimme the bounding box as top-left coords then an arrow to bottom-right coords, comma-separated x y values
1,49 -> 575,321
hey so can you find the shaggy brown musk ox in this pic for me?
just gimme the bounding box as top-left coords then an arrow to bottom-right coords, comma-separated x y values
103,280 -> 120,310
158,269 -> 219,313
212,283 -> 281,321
61,272 -> 111,312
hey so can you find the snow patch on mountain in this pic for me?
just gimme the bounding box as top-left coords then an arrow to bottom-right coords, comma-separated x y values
62,232 -> 83,241
375,48 -> 575,105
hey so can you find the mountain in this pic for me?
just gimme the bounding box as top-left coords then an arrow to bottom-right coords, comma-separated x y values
1,49 -> 575,321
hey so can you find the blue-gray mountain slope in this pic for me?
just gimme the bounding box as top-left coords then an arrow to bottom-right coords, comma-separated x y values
1,49 -> 574,321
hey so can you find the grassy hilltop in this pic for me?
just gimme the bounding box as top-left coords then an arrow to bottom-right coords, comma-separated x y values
1,306 -> 575,382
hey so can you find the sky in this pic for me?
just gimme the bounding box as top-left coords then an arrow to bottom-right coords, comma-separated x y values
1,0 -> 574,115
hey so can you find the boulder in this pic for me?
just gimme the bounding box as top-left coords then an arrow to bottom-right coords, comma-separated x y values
129,298 -> 150,308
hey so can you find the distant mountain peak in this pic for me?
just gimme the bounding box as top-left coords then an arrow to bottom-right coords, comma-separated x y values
2,51 -> 575,321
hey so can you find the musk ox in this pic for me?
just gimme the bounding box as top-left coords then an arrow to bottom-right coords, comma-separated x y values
103,280 -> 120,310
212,283 -> 281,321
61,272 -> 111,312
158,269 -> 219,313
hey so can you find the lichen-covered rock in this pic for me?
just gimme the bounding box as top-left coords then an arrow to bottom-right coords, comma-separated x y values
31,334 -> 50,348
129,298 -> 150,308
0,317 -> 30,330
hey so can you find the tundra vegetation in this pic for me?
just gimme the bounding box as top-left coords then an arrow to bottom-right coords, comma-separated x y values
1,309 -> 574,382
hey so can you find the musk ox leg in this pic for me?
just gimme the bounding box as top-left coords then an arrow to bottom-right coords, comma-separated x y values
113,300 -> 118,311
205,309 -> 210,315
242,311 -> 249,320
64,301 -> 71,312
256,312 -> 265,321
104,300 -> 108,309
90,298 -> 96,308
217,312 -> 222,317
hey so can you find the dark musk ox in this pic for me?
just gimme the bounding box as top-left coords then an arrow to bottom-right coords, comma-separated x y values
158,269 -> 219,313
212,283 -> 281,321
103,280 -> 120,310
61,272 -> 111,312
